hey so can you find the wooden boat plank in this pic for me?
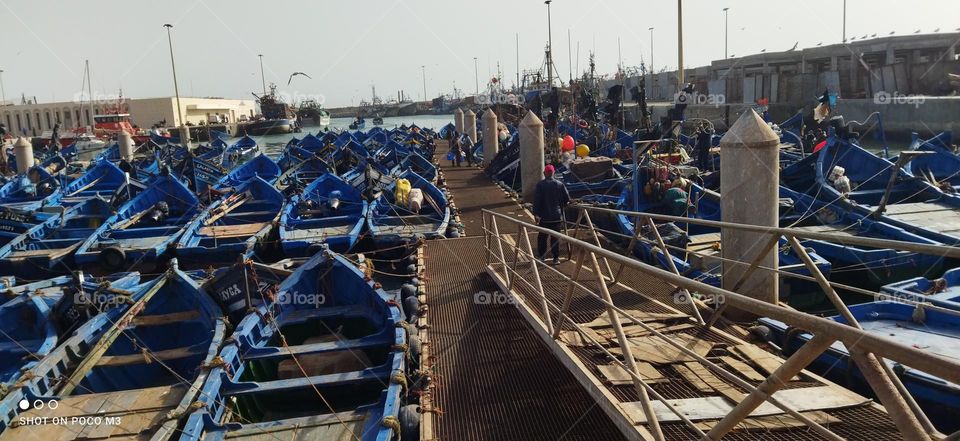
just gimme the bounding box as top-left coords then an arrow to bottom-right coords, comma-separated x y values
98,346 -> 204,367
675,362 -> 746,403
880,202 -> 955,215
132,310 -> 201,327
793,224 -> 859,237
224,413 -> 368,440
623,385 -> 870,423
198,222 -> 269,238
693,410 -> 841,431
609,334 -> 714,365
284,225 -> 356,239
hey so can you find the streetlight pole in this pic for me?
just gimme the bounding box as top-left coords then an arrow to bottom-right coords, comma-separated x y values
723,7 -> 729,58
545,0 -> 554,87
421,65 -> 427,101
0,69 -> 6,105
677,0 -> 684,87
258,54 -> 266,96
842,0 -> 847,43
473,57 -> 479,96
163,24 -> 185,130
649,28 -> 654,73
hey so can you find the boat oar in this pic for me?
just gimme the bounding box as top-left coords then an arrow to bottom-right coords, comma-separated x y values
57,275 -> 168,396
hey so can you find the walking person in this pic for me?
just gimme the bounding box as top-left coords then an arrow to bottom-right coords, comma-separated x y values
533,164 -> 570,265
463,135 -> 475,166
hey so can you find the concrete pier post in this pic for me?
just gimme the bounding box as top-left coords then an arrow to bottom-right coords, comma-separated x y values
482,109 -> 499,166
13,137 -> 34,172
464,109 -> 477,144
179,125 -> 191,147
720,109 -> 779,319
119,131 -> 135,161
519,111 -> 545,202
453,108 -> 464,135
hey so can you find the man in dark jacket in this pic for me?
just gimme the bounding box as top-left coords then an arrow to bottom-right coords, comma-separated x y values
533,164 -> 570,264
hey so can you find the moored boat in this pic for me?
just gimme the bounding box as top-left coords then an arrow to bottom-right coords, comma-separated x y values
368,169 -> 450,241
281,172 -> 368,256
178,249 -> 410,441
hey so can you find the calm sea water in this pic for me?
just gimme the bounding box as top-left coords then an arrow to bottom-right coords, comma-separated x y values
239,114 -> 454,157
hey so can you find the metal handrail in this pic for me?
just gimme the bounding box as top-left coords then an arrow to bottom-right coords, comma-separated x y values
572,203 -> 960,258
482,207 -> 956,440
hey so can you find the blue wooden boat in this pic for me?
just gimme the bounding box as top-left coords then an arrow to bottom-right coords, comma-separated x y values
0,260 -> 225,439
0,272 -> 141,396
615,182 -> 832,308
58,159 -> 128,205
759,301 -> 960,433
782,135 -> 960,245
0,166 -> 61,211
281,173 -> 368,256
179,249 -> 408,441
276,151 -> 331,192
74,174 -> 201,272
399,151 -> 437,182
881,267 -> 960,310
0,198 -> 115,277
0,206 -> 58,246
369,169 -> 450,241
780,186 -> 945,288
907,132 -> 960,193
176,176 -> 284,267
210,153 -> 281,193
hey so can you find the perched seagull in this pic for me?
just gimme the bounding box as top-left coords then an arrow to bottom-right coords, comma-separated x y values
760,48 -> 767,53
861,34 -> 868,39
914,29 -> 922,34
788,42 -> 799,51
850,36 -> 858,41
889,31 -> 895,35
287,72 -> 313,85
870,33 -> 877,38
816,42 -> 823,46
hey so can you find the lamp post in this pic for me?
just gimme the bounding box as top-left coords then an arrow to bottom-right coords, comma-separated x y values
0,69 -> 6,105
258,54 -> 266,96
421,65 -> 427,101
649,27 -> 654,73
473,57 -> 480,96
163,24 -> 185,130
723,7 -> 729,58
842,0 -> 847,43
677,0 -> 684,87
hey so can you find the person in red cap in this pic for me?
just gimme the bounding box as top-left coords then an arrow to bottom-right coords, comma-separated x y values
533,164 -> 570,264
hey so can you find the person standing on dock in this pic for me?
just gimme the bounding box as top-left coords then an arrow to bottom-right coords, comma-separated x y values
533,164 -> 570,265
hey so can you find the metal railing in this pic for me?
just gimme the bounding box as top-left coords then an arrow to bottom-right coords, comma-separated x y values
481,206 -> 960,441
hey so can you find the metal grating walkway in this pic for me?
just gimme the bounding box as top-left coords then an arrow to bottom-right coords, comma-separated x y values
440,165 -> 531,235
423,236 -> 627,440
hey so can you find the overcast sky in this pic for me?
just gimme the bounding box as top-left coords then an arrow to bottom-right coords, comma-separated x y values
1,0 -> 958,108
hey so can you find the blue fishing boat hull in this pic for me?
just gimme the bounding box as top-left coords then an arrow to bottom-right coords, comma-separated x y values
179,250 -> 407,441
281,173 -> 368,256
881,267 -> 960,310
759,301 -> 960,433
368,169 -> 450,242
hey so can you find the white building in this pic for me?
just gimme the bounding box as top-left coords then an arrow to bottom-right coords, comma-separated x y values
0,96 -> 257,136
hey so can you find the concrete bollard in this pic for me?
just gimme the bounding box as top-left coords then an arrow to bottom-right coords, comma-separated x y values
519,111 -> 545,202
482,109 -> 498,166
179,125 -> 191,147
453,108 -> 464,135
119,131 -> 135,161
14,137 -> 34,173
464,109 -> 477,144
720,109 -> 780,320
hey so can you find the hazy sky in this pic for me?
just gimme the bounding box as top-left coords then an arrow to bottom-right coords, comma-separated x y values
2,0 -> 958,108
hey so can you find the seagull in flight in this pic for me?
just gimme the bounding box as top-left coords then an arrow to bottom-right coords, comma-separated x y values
287,72 -> 313,85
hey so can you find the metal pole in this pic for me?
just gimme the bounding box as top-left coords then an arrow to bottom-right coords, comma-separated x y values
842,0 -> 847,43
421,65 -> 427,101
473,57 -> 479,96
648,28 -> 654,73
258,54 -> 266,96
163,24 -> 185,129
515,33 -> 521,91
723,8 -> 729,59
0,69 -> 5,105
677,0 -> 684,87
545,0 -> 553,87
